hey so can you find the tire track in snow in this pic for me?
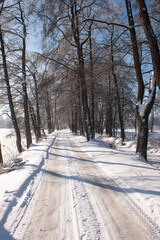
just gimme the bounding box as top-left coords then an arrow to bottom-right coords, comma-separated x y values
66,136 -> 125,240
66,132 -> 160,240
95,158 -> 160,239
65,135 -> 101,240
1,134 -> 58,239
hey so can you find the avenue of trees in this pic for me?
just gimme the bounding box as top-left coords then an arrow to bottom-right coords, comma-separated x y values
0,0 -> 160,161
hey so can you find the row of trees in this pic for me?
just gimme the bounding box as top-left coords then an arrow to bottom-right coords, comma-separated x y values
0,0 -> 160,161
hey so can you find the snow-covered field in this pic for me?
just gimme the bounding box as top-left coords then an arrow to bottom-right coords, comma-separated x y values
0,128 -> 160,239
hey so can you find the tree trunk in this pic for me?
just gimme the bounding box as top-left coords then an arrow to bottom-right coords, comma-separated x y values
135,78 -> 156,160
100,111 -> 104,135
22,80 -> 32,148
46,91 -> 52,134
110,33 -> 125,142
74,104 -> 78,133
125,0 -> 156,160
72,109 -> 74,132
71,82 -> 78,133
136,116 -> 148,160
28,100 -> 38,142
125,0 -> 144,103
0,25 -> 22,153
150,109 -> 154,133
89,26 -> 95,139
77,77 -> 84,136
72,104 -> 78,133
70,2 -> 91,141
20,2 -> 32,148
134,116 -> 137,138
54,100 -> 57,131
78,46 -> 91,141
33,73 -> 41,139
136,0 -> 160,90
107,78 -> 113,137
112,71 -> 125,142
0,141 -> 3,164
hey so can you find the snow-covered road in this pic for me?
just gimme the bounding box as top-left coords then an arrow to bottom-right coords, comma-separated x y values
24,132 -> 160,240
0,131 -> 160,239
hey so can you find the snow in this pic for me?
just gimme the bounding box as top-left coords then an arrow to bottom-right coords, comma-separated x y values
0,129 -> 160,239
0,129 -> 19,163
137,73 -> 155,118
76,133 -> 160,223
0,130 -> 58,239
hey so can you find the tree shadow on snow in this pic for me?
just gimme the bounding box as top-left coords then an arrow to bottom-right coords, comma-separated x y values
48,151 -> 159,172
0,135 -> 57,234
0,225 -> 15,239
41,168 -> 160,196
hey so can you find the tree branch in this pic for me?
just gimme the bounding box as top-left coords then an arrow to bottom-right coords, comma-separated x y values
83,18 -> 129,29
37,53 -> 76,72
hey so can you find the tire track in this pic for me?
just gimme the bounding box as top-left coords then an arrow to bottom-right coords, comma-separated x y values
66,132 -> 160,240
65,135 -> 102,240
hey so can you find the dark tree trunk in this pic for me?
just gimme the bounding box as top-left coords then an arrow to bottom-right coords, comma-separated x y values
150,109 -> 154,133
106,105 -> 113,137
72,109 -> 74,132
100,111 -> 104,135
108,78 -> 113,137
71,82 -> 78,133
110,34 -> 125,142
0,141 -> 3,164
28,100 -> 38,142
125,0 -> 156,160
33,73 -> 41,139
112,71 -> 125,142
77,77 -> 84,136
113,101 -> 117,137
20,2 -> 32,148
105,77 -> 113,136
125,0 -> 144,103
72,105 -> 78,133
136,116 -> 148,160
78,46 -> 91,141
0,26 -> 22,153
46,91 -> 52,134
136,0 -> 160,90
74,104 -> 78,133
89,26 -> 95,139
71,2 -> 91,141
22,79 -> 32,148
134,116 -> 137,138
78,99 -> 84,136
54,100 -> 57,131
135,78 -> 156,160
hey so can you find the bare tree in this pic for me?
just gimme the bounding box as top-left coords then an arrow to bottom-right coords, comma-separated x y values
0,24 -> 22,153
18,1 -> 32,148
136,0 -> 160,90
32,0 -> 94,140
125,0 -> 156,160
110,27 -> 125,142
89,25 -> 95,139
27,57 -> 42,140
